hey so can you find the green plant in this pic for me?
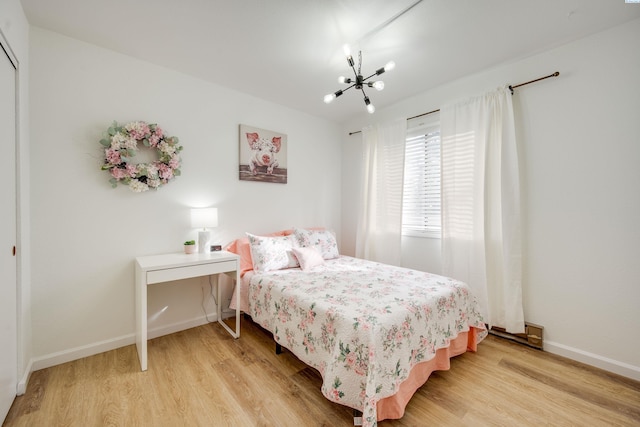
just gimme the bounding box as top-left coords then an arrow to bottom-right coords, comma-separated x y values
184,240 -> 196,245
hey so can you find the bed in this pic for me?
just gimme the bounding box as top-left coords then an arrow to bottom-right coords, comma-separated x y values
227,228 -> 487,427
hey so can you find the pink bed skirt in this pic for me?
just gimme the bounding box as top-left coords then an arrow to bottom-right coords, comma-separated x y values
377,328 -> 481,421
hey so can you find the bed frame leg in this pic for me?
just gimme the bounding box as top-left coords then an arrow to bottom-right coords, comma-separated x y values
353,409 -> 363,426
275,343 -> 282,355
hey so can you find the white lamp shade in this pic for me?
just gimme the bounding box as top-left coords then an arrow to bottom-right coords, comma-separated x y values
190,207 -> 218,229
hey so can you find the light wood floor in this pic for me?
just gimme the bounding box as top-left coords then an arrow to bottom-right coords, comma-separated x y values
4,318 -> 640,426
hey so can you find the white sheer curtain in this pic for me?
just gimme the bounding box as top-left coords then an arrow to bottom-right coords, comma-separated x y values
440,87 -> 524,333
355,119 -> 407,265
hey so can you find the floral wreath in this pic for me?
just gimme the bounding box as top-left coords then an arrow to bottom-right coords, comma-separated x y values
100,121 -> 182,192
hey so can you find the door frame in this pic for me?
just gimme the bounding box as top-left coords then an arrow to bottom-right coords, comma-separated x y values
0,26 -> 21,415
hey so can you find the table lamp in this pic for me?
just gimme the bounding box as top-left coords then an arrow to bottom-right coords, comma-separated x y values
190,207 -> 218,253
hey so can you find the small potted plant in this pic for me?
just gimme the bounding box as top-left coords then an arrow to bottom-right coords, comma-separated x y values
183,240 -> 196,254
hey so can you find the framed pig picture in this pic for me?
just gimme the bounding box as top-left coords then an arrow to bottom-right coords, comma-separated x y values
239,124 -> 288,184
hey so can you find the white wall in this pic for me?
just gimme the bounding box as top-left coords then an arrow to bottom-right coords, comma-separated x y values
29,27 -> 342,368
0,0 -> 32,393
342,19 -> 640,380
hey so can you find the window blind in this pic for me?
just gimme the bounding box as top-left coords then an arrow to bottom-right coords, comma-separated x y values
402,128 -> 441,237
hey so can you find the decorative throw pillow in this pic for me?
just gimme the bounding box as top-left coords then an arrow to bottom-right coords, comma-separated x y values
292,247 -> 325,271
246,233 -> 299,273
226,229 -> 291,276
292,228 -> 340,260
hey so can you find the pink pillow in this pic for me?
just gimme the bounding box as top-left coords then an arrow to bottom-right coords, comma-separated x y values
292,247 -> 325,271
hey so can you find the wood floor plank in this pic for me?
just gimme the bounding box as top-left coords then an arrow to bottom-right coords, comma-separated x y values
4,319 -> 640,426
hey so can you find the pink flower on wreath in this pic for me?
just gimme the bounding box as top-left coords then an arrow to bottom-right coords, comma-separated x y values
158,163 -> 173,180
154,126 -> 164,138
105,148 -> 121,165
110,167 -> 128,180
126,163 -> 138,177
128,129 -> 143,141
168,156 -> 180,169
149,134 -> 160,147
126,121 -> 150,140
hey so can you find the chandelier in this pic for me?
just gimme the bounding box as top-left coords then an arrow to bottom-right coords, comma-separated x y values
323,44 -> 395,114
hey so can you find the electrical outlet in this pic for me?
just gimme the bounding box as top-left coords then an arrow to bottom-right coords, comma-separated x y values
211,245 -> 222,251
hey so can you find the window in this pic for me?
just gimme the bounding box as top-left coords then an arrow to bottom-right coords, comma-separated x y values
402,125 -> 441,238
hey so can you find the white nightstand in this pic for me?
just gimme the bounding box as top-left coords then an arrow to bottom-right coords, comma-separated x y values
135,251 -> 240,371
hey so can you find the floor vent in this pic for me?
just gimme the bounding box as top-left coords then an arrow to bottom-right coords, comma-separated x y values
489,322 -> 544,350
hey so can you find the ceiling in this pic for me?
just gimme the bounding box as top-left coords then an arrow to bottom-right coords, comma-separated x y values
19,0 -> 640,123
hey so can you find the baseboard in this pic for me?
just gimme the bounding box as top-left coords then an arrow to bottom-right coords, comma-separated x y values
31,333 -> 136,372
16,359 -> 33,396
30,313 -> 222,372
545,340 -> 640,381
147,314 -> 219,340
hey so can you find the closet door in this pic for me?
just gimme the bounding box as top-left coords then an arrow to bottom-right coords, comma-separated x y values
0,38 -> 18,422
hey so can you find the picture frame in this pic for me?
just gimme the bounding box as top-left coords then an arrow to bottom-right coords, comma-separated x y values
239,124 -> 288,184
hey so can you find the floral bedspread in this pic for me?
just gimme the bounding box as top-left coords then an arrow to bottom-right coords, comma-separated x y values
248,256 -> 487,427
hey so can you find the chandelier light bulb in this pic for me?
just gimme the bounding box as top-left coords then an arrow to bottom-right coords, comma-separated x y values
343,44 -> 351,57
364,96 -> 375,114
338,76 -> 352,84
384,61 -> 396,72
324,93 -> 336,104
369,81 -> 385,91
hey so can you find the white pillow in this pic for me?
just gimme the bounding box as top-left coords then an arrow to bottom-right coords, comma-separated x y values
292,247 -> 325,271
292,228 -> 339,260
246,233 -> 299,273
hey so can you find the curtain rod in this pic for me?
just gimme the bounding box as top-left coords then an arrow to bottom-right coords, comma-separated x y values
347,71 -> 560,135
